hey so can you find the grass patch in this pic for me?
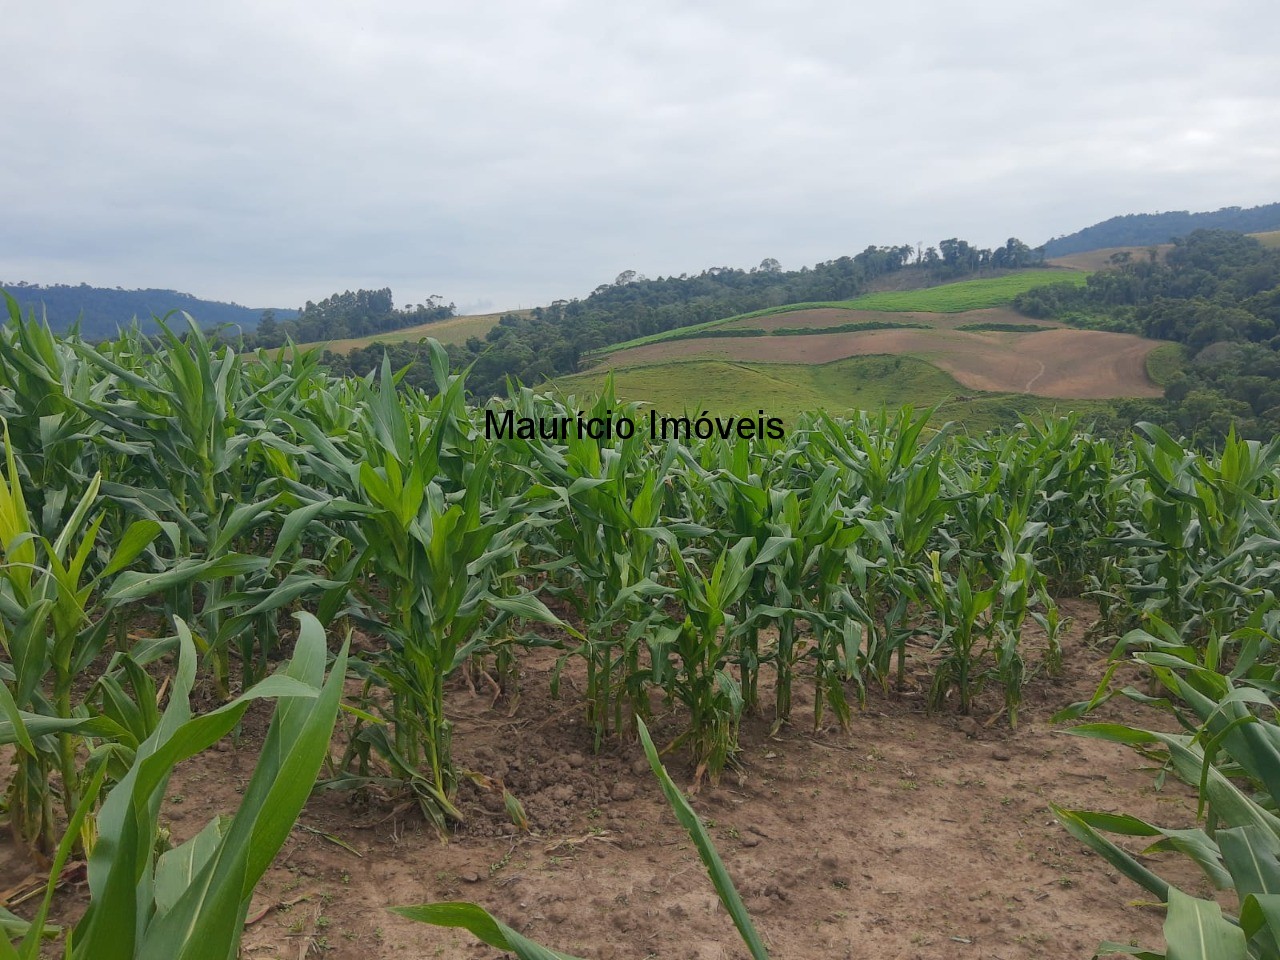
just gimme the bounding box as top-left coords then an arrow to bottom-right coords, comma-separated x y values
1252,230 -> 1280,249
1144,342 -> 1186,386
840,270 -> 1087,313
955,322 -> 1056,333
552,355 -> 1116,433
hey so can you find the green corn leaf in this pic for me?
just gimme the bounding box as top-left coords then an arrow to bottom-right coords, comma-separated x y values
637,717 -> 770,960
0,680 -> 35,755
153,817 -> 228,917
489,593 -> 581,636
0,711 -> 131,745
1239,894 -> 1280,955
1217,826 -> 1280,900
389,903 -> 585,960
209,497 -> 278,555
100,519 -> 163,578
1144,828 -> 1231,890
104,554 -> 269,603
1051,805 -> 1171,902
1064,723 -> 1162,747
1162,887 -> 1247,960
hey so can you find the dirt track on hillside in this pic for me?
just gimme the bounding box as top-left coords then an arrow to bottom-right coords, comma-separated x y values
597,327 -> 1162,399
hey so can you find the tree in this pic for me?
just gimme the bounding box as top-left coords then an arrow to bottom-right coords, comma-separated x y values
256,309 -> 283,348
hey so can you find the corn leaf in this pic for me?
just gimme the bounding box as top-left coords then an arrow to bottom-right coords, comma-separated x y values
390,903 -> 584,960
1162,887 -> 1247,960
637,716 -> 770,960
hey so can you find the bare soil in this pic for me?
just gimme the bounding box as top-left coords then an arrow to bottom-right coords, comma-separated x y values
597,326 -> 1163,400
2,600 -> 1207,960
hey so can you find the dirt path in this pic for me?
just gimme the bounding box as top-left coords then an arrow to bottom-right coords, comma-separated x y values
1025,358 -> 1048,392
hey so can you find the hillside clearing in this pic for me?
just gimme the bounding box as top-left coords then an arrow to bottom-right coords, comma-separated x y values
293,310 -> 519,354
595,270 -> 1087,355
592,326 -> 1162,400
1048,231 -> 1279,268
1047,245 -> 1172,272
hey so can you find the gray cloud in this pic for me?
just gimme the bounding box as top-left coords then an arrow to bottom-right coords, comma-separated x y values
4,0 -> 1278,312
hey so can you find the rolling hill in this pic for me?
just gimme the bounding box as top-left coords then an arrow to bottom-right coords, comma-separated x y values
555,269 -> 1165,426
1,282 -> 295,338
1041,202 -> 1280,256
593,269 -> 1087,355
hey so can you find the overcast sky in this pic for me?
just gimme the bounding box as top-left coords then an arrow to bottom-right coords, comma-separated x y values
4,1 -> 1279,314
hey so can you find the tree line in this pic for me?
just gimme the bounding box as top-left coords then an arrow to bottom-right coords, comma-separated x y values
1016,229 -> 1280,440
249,288 -> 455,347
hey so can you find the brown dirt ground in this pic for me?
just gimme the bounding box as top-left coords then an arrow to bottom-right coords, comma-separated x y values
596,327 -> 1163,400
2,599 -> 1211,960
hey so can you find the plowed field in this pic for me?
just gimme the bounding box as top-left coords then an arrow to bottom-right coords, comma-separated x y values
596,321 -> 1161,399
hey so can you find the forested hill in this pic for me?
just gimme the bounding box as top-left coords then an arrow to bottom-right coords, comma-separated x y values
1015,229 -> 1280,439
2,282 -> 297,338
325,236 -> 1045,398
1042,202 -> 1280,257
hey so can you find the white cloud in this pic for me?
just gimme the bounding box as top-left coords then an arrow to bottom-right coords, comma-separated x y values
3,0 -> 1278,311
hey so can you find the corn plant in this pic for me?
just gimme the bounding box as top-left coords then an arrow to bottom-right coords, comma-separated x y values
512,385 -> 678,746
303,351 -> 564,829
651,536 -> 791,782
925,555 -> 995,718
811,409 -> 953,692
2,613 -> 348,959
751,463 -> 872,728
64,318 -> 309,694
680,435 -> 777,717
1053,621 -> 1280,959
0,437 -> 165,852
0,296 -> 107,517
1102,424 -> 1280,644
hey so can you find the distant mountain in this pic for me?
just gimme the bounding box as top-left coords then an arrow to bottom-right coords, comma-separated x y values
1042,202 -> 1280,257
1,282 -> 297,339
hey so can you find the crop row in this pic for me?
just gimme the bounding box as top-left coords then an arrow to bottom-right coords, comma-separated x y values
2,302 -> 1279,956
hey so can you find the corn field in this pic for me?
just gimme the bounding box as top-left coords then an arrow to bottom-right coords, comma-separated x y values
3,300 -> 1280,958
